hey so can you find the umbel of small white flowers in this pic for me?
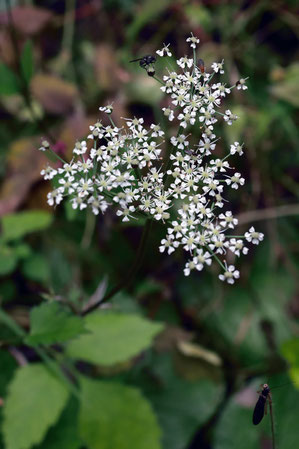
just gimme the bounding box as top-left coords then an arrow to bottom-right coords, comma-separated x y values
39,33 -> 264,284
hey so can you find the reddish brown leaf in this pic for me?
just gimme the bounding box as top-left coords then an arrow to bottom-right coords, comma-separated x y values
0,6 -> 52,36
0,138 -> 47,216
31,74 -> 78,114
95,44 -> 125,91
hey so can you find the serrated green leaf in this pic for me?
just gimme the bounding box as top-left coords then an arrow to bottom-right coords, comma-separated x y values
35,398 -> 81,449
66,312 -> 163,366
20,41 -> 34,84
0,62 -> 21,95
1,210 -> 53,241
79,377 -> 162,449
3,363 -> 69,449
26,302 -> 85,345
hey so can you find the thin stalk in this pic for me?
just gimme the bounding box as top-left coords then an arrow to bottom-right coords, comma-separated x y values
152,75 -> 164,85
81,209 -> 96,249
82,218 -> 153,315
269,398 -> 276,449
61,0 -> 76,59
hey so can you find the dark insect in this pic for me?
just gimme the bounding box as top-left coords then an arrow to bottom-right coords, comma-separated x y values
130,55 -> 156,76
252,383 -> 271,425
198,58 -> 205,73
130,55 -> 156,67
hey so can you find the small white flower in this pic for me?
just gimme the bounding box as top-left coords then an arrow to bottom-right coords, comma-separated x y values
72,195 -> 87,210
219,211 -> 238,229
177,56 -> 193,69
39,140 -> 50,151
73,140 -> 87,155
171,134 -> 189,150
41,166 -> 57,180
186,33 -> 200,49
47,189 -> 63,206
226,172 -> 245,189
162,107 -> 175,121
99,103 -> 113,114
159,235 -> 179,255
116,205 -> 136,222
59,176 -> 75,194
236,78 -> 248,90
226,239 -> 248,256
223,109 -> 238,126
156,43 -> 172,57
219,265 -> 240,284
230,142 -> 244,155
211,60 -> 224,74
245,227 -> 264,245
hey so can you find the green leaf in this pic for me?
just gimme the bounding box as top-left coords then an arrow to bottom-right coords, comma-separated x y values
22,253 -> 50,283
0,245 -> 18,275
20,40 -> 34,84
139,354 -> 224,449
66,312 -> 163,366
0,62 -> 21,95
0,350 -> 17,396
281,338 -> 299,385
79,377 -> 162,449
26,302 -> 85,345
1,210 -> 53,241
35,398 -> 81,449
3,363 -> 69,449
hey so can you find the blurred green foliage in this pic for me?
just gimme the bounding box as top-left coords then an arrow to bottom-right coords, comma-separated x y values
0,1 -> 298,449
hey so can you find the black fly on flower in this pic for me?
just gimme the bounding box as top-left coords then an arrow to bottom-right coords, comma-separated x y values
129,55 -> 156,77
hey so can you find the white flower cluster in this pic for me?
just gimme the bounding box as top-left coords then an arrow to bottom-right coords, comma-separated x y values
40,34 -> 263,283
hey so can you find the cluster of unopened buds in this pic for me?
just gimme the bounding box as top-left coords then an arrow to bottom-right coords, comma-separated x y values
39,33 -> 264,284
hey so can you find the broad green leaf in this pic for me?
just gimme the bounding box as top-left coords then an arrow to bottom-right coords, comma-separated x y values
0,63 -> 21,95
35,398 -> 81,449
26,302 -> 85,345
138,354 -> 223,449
20,40 -> 34,84
66,312 -> 163,365
3,363 -> 69,449
0,245 -> 18,275
22,253 -> 50,283
79,377 -> 162,449
1,210 -> 53,241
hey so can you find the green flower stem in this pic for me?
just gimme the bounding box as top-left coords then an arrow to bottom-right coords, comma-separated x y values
109,116 -> 117,128
48,148 -> 67,165
61,0 -> 76,60
152,75 -> 165,85
0,308 -> 80,399
82,218 -> 153,315
210,251 -> 226,271
81,209 -> 96,249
